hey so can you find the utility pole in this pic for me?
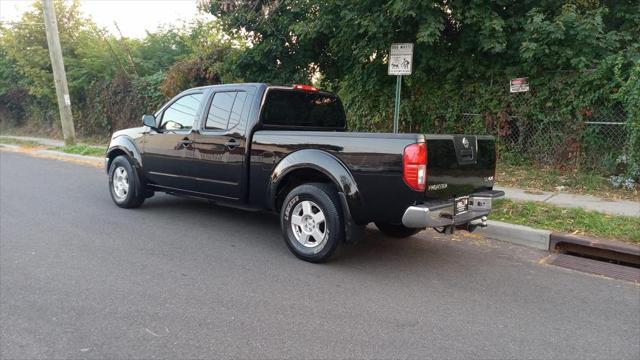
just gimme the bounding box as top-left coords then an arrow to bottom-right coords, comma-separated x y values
42,0 -> 75,145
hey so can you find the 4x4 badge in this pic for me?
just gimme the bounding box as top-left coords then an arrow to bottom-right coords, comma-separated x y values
462,137 -> 469,148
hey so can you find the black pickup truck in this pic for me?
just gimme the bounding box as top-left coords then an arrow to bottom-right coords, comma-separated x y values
106,83 -> 503,262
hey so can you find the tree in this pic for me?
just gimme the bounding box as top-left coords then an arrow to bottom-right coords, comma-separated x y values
205,0 -> 638,173
205,0 -> 637,125
0,1 -> 242,136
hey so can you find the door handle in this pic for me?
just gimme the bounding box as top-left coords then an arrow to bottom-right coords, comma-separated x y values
224,139 -> 239,149
178,139 -> 193,148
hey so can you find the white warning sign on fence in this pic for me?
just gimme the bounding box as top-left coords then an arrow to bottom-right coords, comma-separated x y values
510,77 -> 529,93
388,43 -> 413,76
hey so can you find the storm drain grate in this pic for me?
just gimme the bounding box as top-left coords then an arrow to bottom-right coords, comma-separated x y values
547,253 -> 640,283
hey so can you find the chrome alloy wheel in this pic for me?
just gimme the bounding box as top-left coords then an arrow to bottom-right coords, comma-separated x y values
290,200 -> 326,248
112,166 -> 129,200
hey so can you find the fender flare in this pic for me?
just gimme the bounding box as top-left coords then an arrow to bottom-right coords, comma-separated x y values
270,149 -> 365,225
105,136 -> 143,172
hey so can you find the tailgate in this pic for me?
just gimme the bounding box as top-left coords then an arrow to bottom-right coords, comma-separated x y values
425,135 -> 496,199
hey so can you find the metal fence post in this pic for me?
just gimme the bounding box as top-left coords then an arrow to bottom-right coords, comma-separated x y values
393,75 -> 402,133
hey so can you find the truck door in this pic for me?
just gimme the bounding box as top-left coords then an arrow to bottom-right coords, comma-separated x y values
142,92 -> 203,192
192,89 -> 252,200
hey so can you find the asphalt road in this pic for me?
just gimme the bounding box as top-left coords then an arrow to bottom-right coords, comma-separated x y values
1,151 -> 639,359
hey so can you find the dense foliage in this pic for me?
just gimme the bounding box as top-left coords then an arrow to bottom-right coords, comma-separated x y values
206,0 -> 638,177
616,61 -> 640,180
0,0 -> 243,137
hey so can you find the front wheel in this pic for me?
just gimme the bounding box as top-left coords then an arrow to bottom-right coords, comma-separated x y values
108,155 -> 145,208
375,222 -> 422,238
280,183 -> 344,263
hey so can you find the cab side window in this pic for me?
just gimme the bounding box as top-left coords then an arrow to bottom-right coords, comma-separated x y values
228,92 -> 247,130
206,91 -> 247,131
160,93 -> 202,131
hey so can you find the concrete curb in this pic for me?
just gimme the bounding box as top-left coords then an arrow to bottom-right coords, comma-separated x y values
477,220 -> 551,250
0,144 -> 22,151
479,220 -> 640,269
1,144 -> 103,164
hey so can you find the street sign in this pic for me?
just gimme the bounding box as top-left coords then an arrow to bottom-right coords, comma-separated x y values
388,43 -> 413,133
510,77 -> 529,93
388,43 -> 413,76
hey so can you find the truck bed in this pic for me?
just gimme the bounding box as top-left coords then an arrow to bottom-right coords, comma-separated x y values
249,130 -> 496,224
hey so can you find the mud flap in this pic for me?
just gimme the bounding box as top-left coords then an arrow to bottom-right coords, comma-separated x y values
339,192 -> 365,243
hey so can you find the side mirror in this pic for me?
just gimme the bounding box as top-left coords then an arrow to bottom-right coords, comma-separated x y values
142,114 -> 157,129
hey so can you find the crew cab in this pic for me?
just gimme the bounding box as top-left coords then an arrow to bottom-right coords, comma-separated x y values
105,83 -> 504,262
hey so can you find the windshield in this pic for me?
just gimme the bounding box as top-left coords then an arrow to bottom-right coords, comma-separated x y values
261,89 -> 346,129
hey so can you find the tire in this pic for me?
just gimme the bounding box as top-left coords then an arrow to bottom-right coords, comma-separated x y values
108,155 -> 146,208
375,222 -> 422,238
280,183 -> 344,263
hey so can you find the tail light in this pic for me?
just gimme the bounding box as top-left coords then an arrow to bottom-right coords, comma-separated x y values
403,142 -> 427,191
293,84 -> 319,92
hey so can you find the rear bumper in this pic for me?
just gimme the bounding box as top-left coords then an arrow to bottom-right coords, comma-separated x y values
402,190 -> 505,228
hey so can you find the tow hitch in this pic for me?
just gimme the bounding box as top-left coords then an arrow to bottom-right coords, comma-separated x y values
436,216 -> 488,235
459,216 -> 488,233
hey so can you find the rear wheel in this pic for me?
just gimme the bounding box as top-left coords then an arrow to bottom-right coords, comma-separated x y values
108,155 -> 145,208
280,183 -> 344,263
375,222 -> 422,238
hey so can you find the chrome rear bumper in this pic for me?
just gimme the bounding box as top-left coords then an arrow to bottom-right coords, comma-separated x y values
402,190 -> 505,228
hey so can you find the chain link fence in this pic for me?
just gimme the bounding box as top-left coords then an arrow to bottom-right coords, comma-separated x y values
452,93 -> 629,174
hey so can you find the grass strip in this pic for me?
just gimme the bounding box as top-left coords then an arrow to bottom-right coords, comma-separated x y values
496,164 -> 638,201
492,199 -> 640,244
52,144 -> 106,157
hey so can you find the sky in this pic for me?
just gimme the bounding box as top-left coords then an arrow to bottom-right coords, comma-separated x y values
0,0 -> 212,38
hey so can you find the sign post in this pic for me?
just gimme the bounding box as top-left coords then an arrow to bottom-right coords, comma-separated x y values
394,75 -> 402,133
388,43 -> 413,133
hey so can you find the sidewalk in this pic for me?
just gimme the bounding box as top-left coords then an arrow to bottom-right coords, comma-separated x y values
2,135 -> 638,217
1,135 -> 65,147
494,186 -> 640,217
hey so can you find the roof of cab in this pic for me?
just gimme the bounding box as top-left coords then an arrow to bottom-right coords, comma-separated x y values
189,83 -> 267,91
180,83 -> 335,97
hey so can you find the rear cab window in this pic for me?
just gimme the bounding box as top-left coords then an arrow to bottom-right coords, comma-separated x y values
261,88 -> 346,130
205,91 -> 250,132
